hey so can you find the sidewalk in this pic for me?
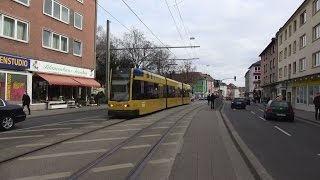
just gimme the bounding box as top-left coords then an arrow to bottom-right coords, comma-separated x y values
169,106 -> 255,180
24,104 -> 107,118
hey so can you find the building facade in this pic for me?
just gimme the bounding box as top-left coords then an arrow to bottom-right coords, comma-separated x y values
277,0 -> 320,111
0,0 -> 99,110
245,61 -> 262,99
260,38 -> 278,100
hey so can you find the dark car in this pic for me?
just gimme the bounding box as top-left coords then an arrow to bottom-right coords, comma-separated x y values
263,100 -> 294,122
0,98 -> 26,130
231,98 -> 246,109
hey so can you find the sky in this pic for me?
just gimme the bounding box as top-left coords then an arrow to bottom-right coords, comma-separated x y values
97,0 -> 305,87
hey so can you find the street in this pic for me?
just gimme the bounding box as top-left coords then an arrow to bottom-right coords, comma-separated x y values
222,101 -> 320,180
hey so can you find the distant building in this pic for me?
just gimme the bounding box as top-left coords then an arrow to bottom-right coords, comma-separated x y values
245,60 -> 262,99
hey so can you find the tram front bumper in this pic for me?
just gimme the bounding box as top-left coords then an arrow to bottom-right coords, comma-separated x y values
108,110 -> 139,117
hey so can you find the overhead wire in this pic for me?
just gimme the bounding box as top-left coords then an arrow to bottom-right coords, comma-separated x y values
120,0 -> 176,56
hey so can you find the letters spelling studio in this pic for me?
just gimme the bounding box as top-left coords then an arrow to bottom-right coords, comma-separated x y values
0,55 -> 29,68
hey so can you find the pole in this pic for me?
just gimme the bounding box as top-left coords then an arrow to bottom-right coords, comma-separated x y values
105,20 -> 110,103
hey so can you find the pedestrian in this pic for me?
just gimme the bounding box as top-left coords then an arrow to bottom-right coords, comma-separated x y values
207,94 -> 211,105
22,91 -> 31,115
210,93 -> 216,109
95,93 -> 100,106
313,92 -> 320,120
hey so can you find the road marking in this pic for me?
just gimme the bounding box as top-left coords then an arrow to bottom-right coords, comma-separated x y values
100,128 -> 141,132
56,122 -> 93,125
259,117 -> 267,121
274,126 -> 292,136
85,125 -> 105,128
251,111 -> 256,115
160,122 -> 174,124
139,134 -> 161,138
12,172 -> 72,180
3,128 -> 72,133
170,133 -> 183,136
149,158 -> 173,164
162,142 -> 177,146
72,118 -> 106,122
91,163 -> 134,173
16,143 -> 51,148
259,109 -> 264,112
122,144 -> 151,149
19,149 -> 106,160
118,123 -> 152,126
175,126 -> 188,128
63,137 -> 127,144
0,135 -> 44,140
56,132 -> 82,136
152,127 -> 170,129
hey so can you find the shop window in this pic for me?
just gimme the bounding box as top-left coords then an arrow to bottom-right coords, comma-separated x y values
32,76 -> 47,103
6,73 -> 27,104
0,73 -> 5,99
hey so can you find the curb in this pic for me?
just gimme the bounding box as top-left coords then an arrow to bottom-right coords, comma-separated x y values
26,107 -> 107,119
219,102 -> 273,180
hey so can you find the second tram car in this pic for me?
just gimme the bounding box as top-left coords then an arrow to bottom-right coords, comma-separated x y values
108,68 -> 192,117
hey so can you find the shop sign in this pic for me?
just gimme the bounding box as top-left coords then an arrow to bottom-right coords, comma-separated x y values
0,53 -> 30,70
29,60 -> 94,78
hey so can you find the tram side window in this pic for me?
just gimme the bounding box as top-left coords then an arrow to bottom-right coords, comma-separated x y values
132,80 -> 142,100
167,86 -> 175,98
132,80 -> 159,100
159,85 -> 164,98
144,81 -> 159,99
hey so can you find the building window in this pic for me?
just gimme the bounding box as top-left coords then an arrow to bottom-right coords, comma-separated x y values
279,68 -> 283,78
289,25 -> 292,37
314,0 -> 320,14
300,34 -> 306,48
285,29 -> 287,40
255,76 -> 260,80
293,62 -> 297,74
13,0 -> 30,6
314,23 -> 320,40
314,51 -> 320,67
293,41 -> 297,53
73,40 -> 82,56
279,34 -> 283,45
308,85 -> 320,105
77,0 -> 84,3
279,51 -> 283,61
296,86 -> 308,104
299,58 -> 306,71
0,14 -> 28,42
42,29 -> 68,53
288,64 -> 292,78
74,12 -> 83,30
254,67 -> 260,72
289,44 -> 292,56
284,66 -> 287,77
273,59 -> 275,68
293,20 -> 297,32
43,0 -> 70,24
284,47 -> 287,59
300,11 -> 307,26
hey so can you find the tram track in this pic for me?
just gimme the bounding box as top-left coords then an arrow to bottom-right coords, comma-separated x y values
67,104 -> 204,180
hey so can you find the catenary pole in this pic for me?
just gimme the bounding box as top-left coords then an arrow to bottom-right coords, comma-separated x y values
105,20 -> 110,103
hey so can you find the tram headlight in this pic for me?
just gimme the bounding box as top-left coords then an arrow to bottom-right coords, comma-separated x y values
109,104 -> 114,107
124,104 -> 129,108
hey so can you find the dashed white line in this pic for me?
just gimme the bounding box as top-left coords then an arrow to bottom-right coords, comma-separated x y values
152,127 -> 170,129
3,128 -> 72,133
91,163 -> 134,173
100,128 -> 141,132
0,135 -> 44,140
16,143 -> 51,148
56,132 -> 82,136
118,123 -> 152,126
122,144 -> 151,149
274,126 -> 292,136
251,111 -> 256,115
175,126 -> 188,128
11,172 -> 72,180
169,133 -> 184,136
259,109 -> 264,112
259,117 -> 267,121
19,149 -> 106,160
139,134 -> 161,138
162,142 -> 177,146
63,137 -> 127,144
149,158 -> 173,164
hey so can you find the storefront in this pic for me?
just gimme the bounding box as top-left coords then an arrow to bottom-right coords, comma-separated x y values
0,53 -> 32,104
28,60 -> 100,110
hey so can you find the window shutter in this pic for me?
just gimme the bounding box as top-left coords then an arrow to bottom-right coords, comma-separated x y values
69,9 -> 74,26
69,37 -> 73,54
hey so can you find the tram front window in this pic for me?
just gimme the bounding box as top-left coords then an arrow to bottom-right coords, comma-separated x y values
110,69 -> 130,101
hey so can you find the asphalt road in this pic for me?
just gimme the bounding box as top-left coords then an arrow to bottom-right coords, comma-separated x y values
223,101 -> 320,180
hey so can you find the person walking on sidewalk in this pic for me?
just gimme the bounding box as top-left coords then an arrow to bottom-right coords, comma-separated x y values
207,94 -> 211,105
210,93 -> 216,109
22,91 -> 31,115
313,92 -> 320,120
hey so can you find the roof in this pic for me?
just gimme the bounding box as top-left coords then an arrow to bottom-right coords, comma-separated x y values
171,72 -> 205,85
259,38 -> 277,57
248,60 -> 261,69
202,74 -> 214,81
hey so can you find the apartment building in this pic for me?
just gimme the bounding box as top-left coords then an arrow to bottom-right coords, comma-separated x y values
259,38 -> 278,100
277,0 -> 320,111
245,60 -> 262,99
0,0 -> 99,110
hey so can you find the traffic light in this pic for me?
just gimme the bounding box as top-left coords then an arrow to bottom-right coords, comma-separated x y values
234,76 -> 236,81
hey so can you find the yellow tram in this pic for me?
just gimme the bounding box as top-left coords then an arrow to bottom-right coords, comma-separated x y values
108,68 -> 192,117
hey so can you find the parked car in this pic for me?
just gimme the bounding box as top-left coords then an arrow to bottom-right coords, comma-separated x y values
231,98 -> 246,109
0,98 -> 26,130
263,100 -> 294,122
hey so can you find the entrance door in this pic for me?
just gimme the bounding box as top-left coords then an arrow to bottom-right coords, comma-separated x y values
287,92 -> 291,103
282,90 -> 287,101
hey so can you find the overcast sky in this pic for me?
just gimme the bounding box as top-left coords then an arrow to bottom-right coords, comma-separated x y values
97,0 -> 304,87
